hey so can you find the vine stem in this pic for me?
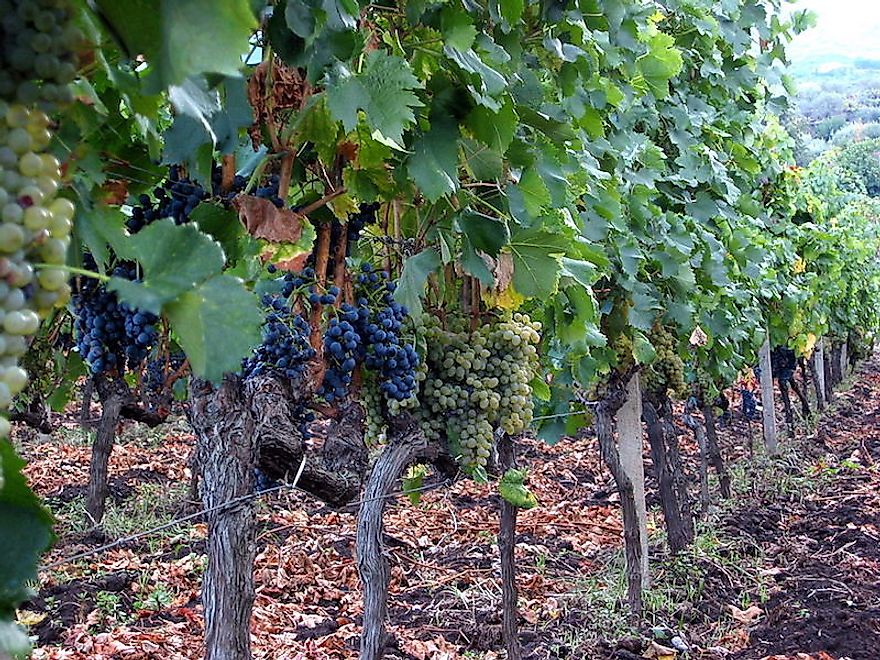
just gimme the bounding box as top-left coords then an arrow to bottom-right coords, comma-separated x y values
34,263 -> 109,282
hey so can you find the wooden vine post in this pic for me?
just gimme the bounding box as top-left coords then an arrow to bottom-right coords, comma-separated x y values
618,373 -> 649,586
813,339 -> 827,409
758,338 -> 778,454
596,371 -> 649,616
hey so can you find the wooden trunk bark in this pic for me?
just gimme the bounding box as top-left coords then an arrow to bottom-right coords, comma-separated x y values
759,339 -> 778,454
642,398 -> 693,553
702,403 -> 731,499
188,376 -> 257,660
830,343 -> 843,387
85,377 -> 124,525
778,379 -> 795,429
788,377 -> 811,421
497,434 -> 522,660
812,340 -> 827,410
823,340 -> 835,402
357,425 -> 429,660
595,372 -> 646,616
683,402 -> 710,517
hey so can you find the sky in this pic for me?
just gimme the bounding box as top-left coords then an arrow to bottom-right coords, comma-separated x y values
787,0 -> 880,62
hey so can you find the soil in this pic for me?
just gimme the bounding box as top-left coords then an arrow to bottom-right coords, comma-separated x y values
16,356 -> 880,659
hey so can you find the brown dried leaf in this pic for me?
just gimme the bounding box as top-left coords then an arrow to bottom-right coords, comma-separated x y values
102,179 -> 129,206
234,194 -> 304,243
729,604 -> 763,624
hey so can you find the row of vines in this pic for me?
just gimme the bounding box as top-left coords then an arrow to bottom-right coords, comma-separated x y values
2,0 -> 879,658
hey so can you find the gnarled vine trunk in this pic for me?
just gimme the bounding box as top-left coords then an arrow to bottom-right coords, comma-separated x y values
812,341 -> 827,411
683,401 -> 710,518
357,424 -> 429,660
188,376 -> 257,660
497,434 -> 522,660
85,374 -> 171,525
85,376 -> 124,524
642,396 -> 693,553
702,403 -> 731,499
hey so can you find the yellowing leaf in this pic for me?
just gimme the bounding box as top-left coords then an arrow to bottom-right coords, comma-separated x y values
16,609 -> 46,626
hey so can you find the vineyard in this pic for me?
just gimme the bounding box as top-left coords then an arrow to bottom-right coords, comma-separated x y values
1,0 -> 880,659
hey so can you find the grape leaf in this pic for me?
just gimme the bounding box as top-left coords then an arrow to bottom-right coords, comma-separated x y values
109,220 -> 226,314
94,0 -> 257,93
0,441 -> 54,612
395,249 -> 441,317
407,120 -> 460,201
326,52 -> 423,146
507,228 -> 568,298
456,210 -> 510,256
499,468 -> 537,509
164,275 -> 262,382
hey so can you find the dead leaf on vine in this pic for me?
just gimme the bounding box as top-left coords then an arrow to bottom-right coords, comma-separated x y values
689,325 -> 708,347
268,252 -> 311,273
102,179 -> 129,206
729,604 -> 763,624
234,195 -> 304,243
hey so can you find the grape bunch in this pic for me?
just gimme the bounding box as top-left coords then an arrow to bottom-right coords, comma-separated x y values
319,314 -> 361,402
416,313 -> 541,469
127,166 -> 209,233
255,174 -> 283,208
242,293 -> 316,381
354,264 -> 420,407
741,388 -> 759,420
361,378 -> 388,447
770,346 -> 797,382
0,0 -> 82,105
0,102 -> 73,434
641,324 -> 686,399
144,352 -> 186,394
72,262 -> 159,374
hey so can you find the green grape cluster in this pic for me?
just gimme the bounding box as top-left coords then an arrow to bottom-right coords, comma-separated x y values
0,102 -> 73,436
0,0 -> 82,105
641,324 -> 686,398
362,378 -> 388,447
416,313 -> 542,469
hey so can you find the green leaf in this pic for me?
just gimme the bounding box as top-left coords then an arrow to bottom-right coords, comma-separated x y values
95,0 -> 257,93
395,249 -> 442,317
440,7 -> 477,50
530,376 -> 551,401
499,468 -> 537,509
461,236 -> 494,286
466,100 -> 516,153
632,331 -> 657,365
508,227 -> 568,298
0,440 -> 53,611
402,464 -> 429,505
560,257 -> 600,288
326,51 -> 423,145
407,120 -> 460,201
637,31 -> 683,99
456,210 -> 510,256
498,0 -> 524,24
109,220 -> 226,314
47,353 -> 86,413
189,202 -> 251,265
73,204 -> 127,272
164,275 -> 262,382
516,167 -> 552,218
